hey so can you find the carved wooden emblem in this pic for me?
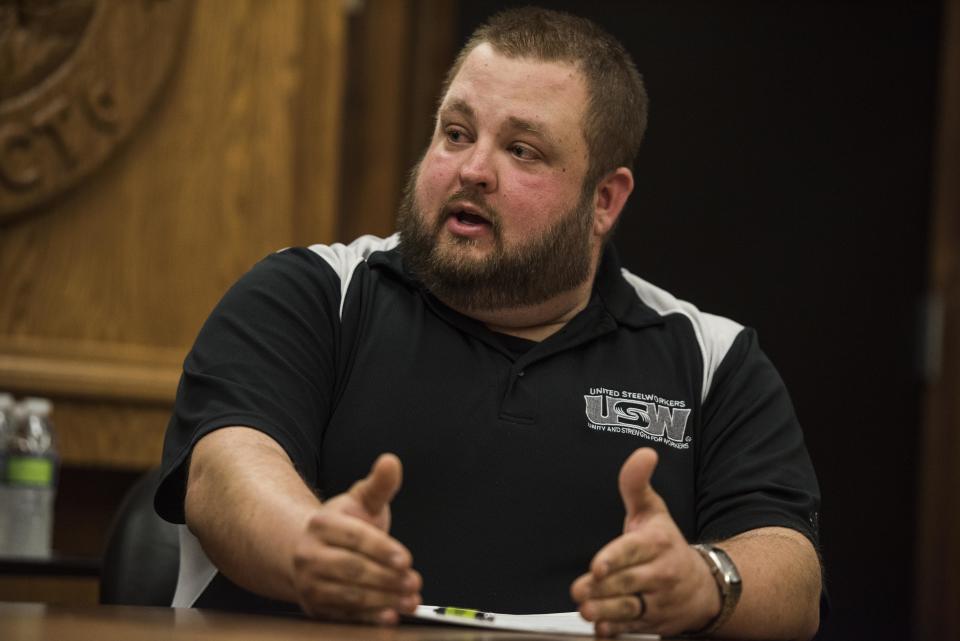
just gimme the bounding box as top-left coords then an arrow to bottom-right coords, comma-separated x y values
0,0 -> 190,219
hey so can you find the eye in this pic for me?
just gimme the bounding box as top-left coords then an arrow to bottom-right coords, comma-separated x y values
445,125 -> 471,144
509,143 -> 539,161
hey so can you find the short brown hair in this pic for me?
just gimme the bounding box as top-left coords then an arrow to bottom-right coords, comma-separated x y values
441,7 -> 648,189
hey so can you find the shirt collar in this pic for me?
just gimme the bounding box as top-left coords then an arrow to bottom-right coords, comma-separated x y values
592,244 -> 665,329
369,240 -> 666,330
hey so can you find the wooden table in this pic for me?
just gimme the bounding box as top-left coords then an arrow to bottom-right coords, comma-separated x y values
0,602 -> 607,641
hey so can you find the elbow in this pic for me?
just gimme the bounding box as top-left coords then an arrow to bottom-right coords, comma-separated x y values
794,579 -> 822,641
183,461 -> 206,535
183,441 -> 217,535
798,604 -> 820,641
794,541 -> 824,640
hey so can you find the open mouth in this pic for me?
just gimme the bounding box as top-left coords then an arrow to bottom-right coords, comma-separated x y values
442,200 -> 496,237
452,209 -> 490,226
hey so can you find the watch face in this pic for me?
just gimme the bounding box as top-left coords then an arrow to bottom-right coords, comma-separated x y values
721,566 -> 741,584
712,548 -> 742,584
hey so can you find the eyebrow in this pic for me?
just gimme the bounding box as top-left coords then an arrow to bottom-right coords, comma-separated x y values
440,99 -> 557,147
441,99 -> 477,121
506,116 -> 548,138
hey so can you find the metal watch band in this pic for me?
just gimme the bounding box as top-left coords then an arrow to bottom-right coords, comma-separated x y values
689,543 -> 742,636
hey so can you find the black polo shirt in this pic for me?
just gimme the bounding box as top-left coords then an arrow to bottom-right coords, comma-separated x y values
156,234 -> 820,614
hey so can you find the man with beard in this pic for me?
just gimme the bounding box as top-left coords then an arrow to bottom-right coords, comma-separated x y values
155,7 -> 822,639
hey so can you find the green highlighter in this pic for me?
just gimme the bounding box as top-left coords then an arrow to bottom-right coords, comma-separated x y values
432,607 -> 495,623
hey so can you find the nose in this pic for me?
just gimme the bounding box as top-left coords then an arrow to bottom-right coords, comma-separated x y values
458,142 -> 497,193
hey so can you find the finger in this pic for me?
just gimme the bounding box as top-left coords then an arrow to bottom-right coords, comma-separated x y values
299,576 -> 421,614
588,563 -> 660,599
308,508 -> 413,569
579,594 -> 644,623
301,545 -> 421,594
570,572 -> 596,603
619,448 -> 667,527
590,526 -> 668,577
350,453 -> 403,517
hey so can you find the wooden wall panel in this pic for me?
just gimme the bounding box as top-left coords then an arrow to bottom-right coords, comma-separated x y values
340,0 -> 412,240
293,0 -> 347,245
0,0 -> 346,469
916,0 -> 960,639
339,0 -> 456,240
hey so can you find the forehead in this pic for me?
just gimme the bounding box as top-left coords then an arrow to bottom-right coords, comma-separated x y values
442,43 -> 589,143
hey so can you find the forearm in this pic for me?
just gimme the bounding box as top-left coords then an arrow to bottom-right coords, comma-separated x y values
714,527 -> 821,641
185,426 -> 320,603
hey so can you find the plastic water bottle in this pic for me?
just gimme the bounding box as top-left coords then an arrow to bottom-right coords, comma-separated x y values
0,393 -> 13,481
0,392 -> 15,553
0,397 -> 58,558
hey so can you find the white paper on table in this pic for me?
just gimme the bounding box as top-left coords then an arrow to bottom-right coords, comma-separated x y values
412,605 -> 659,638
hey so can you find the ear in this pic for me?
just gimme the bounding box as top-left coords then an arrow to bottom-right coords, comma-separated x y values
592,167 -> 634,238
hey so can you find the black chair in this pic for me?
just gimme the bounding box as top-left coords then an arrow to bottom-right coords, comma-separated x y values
99,467 -> 180,605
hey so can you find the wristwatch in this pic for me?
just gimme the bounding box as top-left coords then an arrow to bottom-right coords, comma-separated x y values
690,543 -> 742,636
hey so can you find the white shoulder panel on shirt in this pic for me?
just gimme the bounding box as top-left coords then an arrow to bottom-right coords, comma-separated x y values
620,268 -> 744,404
303,234 -> 401,319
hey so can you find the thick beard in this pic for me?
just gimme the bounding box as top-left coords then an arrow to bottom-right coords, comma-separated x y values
396,167 -> 595,313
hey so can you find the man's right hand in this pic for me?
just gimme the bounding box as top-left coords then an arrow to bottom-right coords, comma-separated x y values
291,453 -> 422,623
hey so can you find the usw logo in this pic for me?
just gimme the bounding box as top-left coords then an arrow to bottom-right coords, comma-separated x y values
584,391 -> 691,445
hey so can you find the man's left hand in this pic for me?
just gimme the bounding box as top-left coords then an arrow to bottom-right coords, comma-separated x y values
570,448 -> 721,637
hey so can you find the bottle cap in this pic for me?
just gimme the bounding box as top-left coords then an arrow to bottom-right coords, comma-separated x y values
21,397 -> 53,417
10,403 -> 29,421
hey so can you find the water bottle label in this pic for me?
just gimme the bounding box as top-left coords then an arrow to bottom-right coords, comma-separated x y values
6,456 -> 54,486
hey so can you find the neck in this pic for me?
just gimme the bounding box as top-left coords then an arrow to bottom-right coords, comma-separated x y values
443,263 -> 598,342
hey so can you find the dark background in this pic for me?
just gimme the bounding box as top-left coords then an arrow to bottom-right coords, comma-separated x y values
457,2 -> 942,639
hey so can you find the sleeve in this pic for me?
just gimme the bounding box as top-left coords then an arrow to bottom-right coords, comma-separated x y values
154,248 -> 344,524
694,328 -> 821,548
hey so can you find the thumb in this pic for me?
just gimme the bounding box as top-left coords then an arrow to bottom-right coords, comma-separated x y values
619,447 -> 664,528
349,453 -> 403,517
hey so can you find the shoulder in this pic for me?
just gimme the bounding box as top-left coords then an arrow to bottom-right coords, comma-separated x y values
250,235 -> 401,313
302,233 -> 400,281
618,267 -> 746,403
